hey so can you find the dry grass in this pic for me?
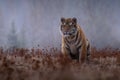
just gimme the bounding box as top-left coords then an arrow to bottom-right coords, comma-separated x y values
0,47 -> 120,80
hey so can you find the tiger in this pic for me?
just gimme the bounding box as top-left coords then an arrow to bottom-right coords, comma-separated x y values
60,17 -> 91,63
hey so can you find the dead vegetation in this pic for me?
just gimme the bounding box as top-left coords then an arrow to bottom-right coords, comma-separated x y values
0,47 -> 120,80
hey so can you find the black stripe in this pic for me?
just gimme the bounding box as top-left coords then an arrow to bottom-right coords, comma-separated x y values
87,43 -> 90,56
65,46 -> 70,52
75,37 -> 81,47
66,43 -> 69,48
75,32 -> 81,46
75,31 -> 78,42
65,38 -> 70,44
65,41 -> 70,50
77,43 -> 82,52
64,38 -> 70,51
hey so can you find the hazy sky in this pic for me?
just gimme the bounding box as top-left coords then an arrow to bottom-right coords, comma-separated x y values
0,0 -> 120,49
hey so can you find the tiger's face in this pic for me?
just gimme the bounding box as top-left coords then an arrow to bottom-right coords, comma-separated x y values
61,17 -> 77,37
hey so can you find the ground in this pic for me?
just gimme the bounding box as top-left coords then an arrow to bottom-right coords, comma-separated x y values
0,47 -> 120,80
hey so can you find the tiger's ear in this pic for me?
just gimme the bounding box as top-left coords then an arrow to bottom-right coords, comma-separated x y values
61,17 -> 65,23
72,17 -> 77,24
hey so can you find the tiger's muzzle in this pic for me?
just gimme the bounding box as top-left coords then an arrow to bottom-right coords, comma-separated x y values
62,28 -> 77,36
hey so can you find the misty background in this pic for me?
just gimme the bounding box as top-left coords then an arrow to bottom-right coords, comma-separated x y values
0,0 -> 120,49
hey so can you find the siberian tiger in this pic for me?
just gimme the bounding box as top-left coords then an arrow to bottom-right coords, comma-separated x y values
60,17 -> 90,63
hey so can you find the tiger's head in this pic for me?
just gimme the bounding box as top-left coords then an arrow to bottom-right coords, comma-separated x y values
60,17 -> 78,37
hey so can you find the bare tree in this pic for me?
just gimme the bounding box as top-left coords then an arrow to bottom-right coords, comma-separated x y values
8,21 -> 19,49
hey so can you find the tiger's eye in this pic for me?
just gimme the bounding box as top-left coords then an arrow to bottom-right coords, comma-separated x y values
63,22 -> 66,25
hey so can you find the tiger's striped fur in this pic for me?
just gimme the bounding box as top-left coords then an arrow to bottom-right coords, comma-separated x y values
60,17 -> 90,63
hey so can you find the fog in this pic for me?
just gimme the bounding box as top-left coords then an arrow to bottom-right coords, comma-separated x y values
0,0 -> 120,49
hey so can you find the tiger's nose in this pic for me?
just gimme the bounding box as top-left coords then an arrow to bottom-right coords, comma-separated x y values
65,28 -> 69,32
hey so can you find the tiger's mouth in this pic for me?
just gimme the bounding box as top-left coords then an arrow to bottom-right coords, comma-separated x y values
63,32 -> 72,36
63,28 -> 77,36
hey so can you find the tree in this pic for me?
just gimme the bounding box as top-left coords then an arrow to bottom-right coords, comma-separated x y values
19,23 -> 26,48
8,21 -> 19,49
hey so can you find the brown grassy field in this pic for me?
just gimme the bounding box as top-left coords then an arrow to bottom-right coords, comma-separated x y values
0,47 -> 120,80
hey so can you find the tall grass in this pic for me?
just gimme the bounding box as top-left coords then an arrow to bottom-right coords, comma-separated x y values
0,47 -> 119,80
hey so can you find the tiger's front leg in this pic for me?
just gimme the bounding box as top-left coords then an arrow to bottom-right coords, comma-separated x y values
79,45 -> 87,64
61,45 -> 71,59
